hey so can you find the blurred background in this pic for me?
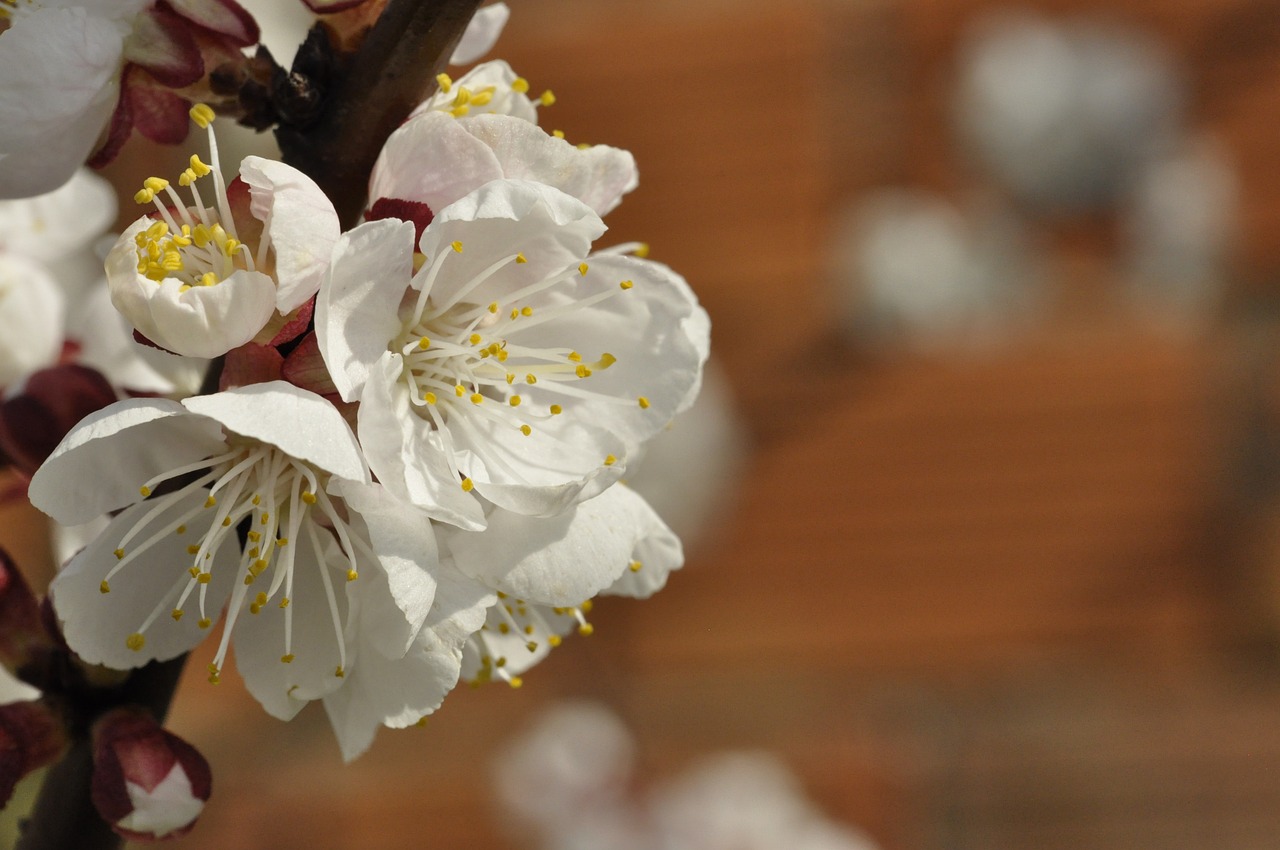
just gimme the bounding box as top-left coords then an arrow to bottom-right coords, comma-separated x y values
13,0 -> 1280,846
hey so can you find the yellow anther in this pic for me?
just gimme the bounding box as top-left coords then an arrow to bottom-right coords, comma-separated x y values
521,306 -> 533,317
251,494 -> 261,506
200,272 -> 219,287
469,332 -> 482,345
197,572 -> 211,585
576,365 -> 592,378
161,252 -> 183,272
512,77 -> 530,93
423,391 -> 437,404
638,396 -> 650,409
281,653 -> 295,664
509,395 -> 522,407
455,384 -> 466,397
436,72 -> 453,93
179,171 -> 194,187
415,716 -> 429,728
192,224 -> 211,247
604,455 -> 617,466
552,129 -> 566,139
470,392 -> 484,405
176,525 -> 187,534
515,252 -> 527,264
126,633 -> 146,651
498,623 -> 510,634
251,559 -> 268,575
190,103 -> 216,127
113,548 -> 125,560
578,262 -> 589,276
568,351 -> 582,362
242,574 -> 254,585
620,280 -> 634,290
581,600 -> 594,613
198,618 -> 212,629
523,374 -> 536,385
189,154 -> 211,176
488,302 -> 499,314
188,567 -> 201,579
146,221 -> 168,238
578,623 -> 594,636
634,243 -> 651,258
259,512 -> 269,525
539,90 -> 556,106
461,477 -> 475,492
302,492 -> 317,504
335,666 -> 346,678
144,176 -> 169,193
99,580 -> 111,594
453,87 -> 472,106
577,142 -> 592,150
548,634 -> 563,647
222,516 -> 232,527
451,240 -> 464,253
449,105 -> 470,117
346,569 -> 359,582
247,530 -> 261,542
249,603 -> 263,615
186,544 -> 200,555
254,592 -> 268,607
172,609 -> 184,621
505,373 -> 516,385
520,424 -> 532,436
279,597 -> 290,608
550,404 -> 563,415
630,560 -> 643,572
133,188 -> 155,204
471,90 -> 493,106
276,538 -> 288,548
510,308 -> 520,320
508,676 -> 524,689
599,353 -> 617,369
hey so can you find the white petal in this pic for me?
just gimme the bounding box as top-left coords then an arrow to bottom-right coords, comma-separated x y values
0,169 -> 117,263
444,485 -> 658,605
357,353 -> 487,529
239,156 -> 340,313
0,664 -> 39,703
316,218 -> 416,402
419,179 -> 604,309
66,280 -> 178,394
603,487 -> 683,599
461,116 -> 638,215
331,479 -> 438,658
0,7 -> 126,198
234,528 -> 349,719
29,399 -> 227,525
119,762 -> 204,839
410,60 -> 537,123
182,382 -> 368,483
449,2 -> 509,65
0,254 -> 64,386
369,112 -> 503,216
49,490 -> 238,668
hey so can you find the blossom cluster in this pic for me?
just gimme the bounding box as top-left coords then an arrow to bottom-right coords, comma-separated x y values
0,0 -> 707,783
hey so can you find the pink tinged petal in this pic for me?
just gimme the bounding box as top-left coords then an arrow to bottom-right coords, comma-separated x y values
356,354 -> 487,530
370,112 -> 503,216
332,480 -> 438,657
122,5 -> 204,88
124,71 -> 191,145
0,255 -> 65,387
91,709 -> 211,843
461,116 -> 639,215
602,487 -> 684,599
233,531 -> 348,720
316,219 -> 416,403
0,365 -> 118,478
28,398 -> 227,525
281,332 -> 339,396
445,485 -> 655,606
239,156 -> 340,314
219,343 -> 284,391
261,296 -> 314,347
0,7 -> 126,198
182,382 -> 368,483
49,489 -> 238,668
167,0 -> 260,46
450,2 -> 509,65
420,179 -> 605,309
86,87 -> 134,171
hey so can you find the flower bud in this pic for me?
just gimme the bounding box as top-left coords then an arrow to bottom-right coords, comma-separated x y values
90,709 -> 211,842
0,364 -> 117,477
0,548 -> 51,673
0,699 -> 65,809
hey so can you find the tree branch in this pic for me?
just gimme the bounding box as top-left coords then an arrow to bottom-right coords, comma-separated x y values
277,0 -> 484,227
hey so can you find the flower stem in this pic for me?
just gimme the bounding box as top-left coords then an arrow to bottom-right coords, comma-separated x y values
15,656 -> 187,850
277,0 -> 484,227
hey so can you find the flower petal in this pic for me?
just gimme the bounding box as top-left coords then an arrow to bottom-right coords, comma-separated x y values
182,382 -> 368,483
122,4 -> 203,89
239,156 -> 340,314
449,2 -> 509,65
316,218 -> 416,402
0,255 -> 64,387
166,0 -> 259,46
369,111 -> 503,217
49,490 -> 238,669
28,398 -> 226,525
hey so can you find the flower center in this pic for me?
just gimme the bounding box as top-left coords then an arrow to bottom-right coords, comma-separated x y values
130,105 -> 271,290
391,243 -> 645,487
465,593 -> 595,689
103,437 -> 365,684
432,71 -> 554,118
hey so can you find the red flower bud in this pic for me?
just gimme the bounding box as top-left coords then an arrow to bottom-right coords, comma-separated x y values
0,700 -> 65,809
0,365 -> 117,477
90,709 -> 211,842
0,549 -> 51,673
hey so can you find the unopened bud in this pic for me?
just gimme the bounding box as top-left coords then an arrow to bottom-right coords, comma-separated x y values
0,699 -> 65,809
0,549 -> 51,673
0,365 -> 117,477
90,709 -> 211,841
